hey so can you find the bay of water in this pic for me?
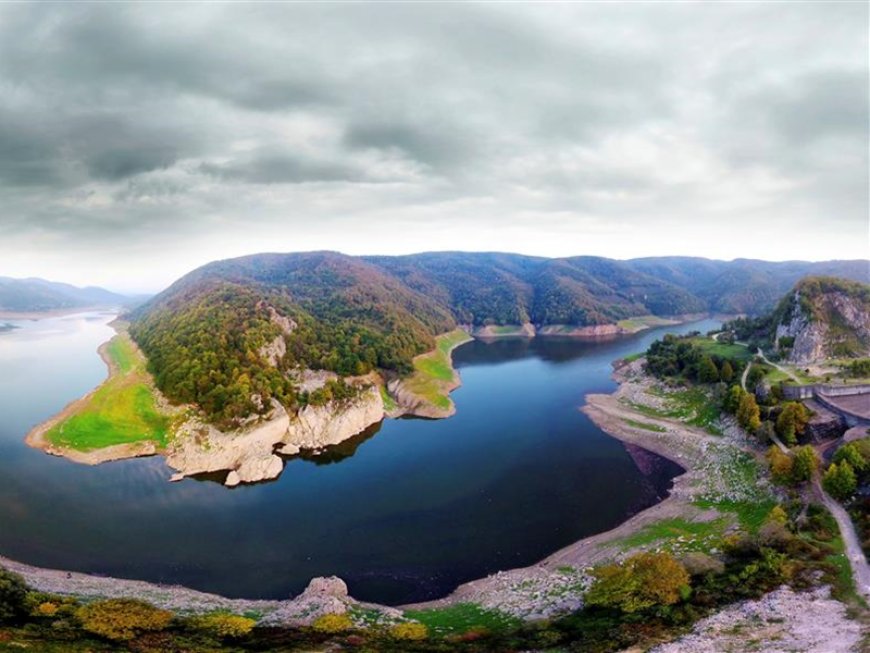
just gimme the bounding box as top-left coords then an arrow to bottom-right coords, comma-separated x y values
0,312 -> 719,604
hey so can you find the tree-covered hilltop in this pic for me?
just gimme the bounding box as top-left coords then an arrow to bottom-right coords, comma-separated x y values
130,253 -> 457,426
130,252 -> 867,426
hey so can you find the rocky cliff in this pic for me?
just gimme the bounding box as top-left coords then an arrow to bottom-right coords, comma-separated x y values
167,385 -> 385,486
280,385 -> 385,453
166,401 -> 290,486
773,277 -> 870,364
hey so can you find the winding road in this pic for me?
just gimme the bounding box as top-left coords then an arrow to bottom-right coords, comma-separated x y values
812,476 -> 870,603
756,347 -> 801,384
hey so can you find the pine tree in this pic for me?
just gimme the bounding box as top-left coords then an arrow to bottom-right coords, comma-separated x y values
720,360 -> 734,383
699,356 -> 719,383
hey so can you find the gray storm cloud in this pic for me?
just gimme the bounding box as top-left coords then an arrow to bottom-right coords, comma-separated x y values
0,2 -> 866,291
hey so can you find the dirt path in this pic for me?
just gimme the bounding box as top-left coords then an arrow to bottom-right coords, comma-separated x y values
812,476 -> 870,603
741,358 -> 752,391
757,347 -> 802,384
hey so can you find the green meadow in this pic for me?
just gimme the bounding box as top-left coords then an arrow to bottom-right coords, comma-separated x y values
45,333 -> 170,451
403,329 -> 472,409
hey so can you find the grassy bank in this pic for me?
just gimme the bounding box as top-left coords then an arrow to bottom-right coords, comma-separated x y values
688,337 -> 753,362
44,332 -> 170,451
402,329 -> 472,410
617,315 -> 678,332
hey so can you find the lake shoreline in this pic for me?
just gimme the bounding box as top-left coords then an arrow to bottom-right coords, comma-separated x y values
23,325 -> 475,484
23,336 -> 165,465
5,355 -> 729,622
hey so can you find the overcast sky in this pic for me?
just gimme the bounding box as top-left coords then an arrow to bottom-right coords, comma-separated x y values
0,2 -> 867,292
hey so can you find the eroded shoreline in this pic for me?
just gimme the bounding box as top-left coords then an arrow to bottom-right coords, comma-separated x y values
7,356 -> 739,622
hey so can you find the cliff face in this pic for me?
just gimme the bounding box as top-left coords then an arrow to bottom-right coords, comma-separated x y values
774,279 -> 870,364
167,386 -> 385,486
280,385 -> 384,452
166,401 -> 290,486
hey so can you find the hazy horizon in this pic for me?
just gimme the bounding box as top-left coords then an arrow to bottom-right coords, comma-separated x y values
3,249 -> 867,297
1,2 -> 867,293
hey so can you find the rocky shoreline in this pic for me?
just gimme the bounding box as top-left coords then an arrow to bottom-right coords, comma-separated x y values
7,355 -> 868,650
24,325 -> 474,486
470,313 -> 708,340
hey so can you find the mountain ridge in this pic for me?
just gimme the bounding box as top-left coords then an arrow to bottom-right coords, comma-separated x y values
0,276 -> 135,312
128,251 -> 867,426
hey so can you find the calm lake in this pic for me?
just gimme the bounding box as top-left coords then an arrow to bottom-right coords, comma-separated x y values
0,312 -> 719,605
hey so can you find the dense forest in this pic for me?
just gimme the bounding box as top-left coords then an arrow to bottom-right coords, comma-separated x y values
129,252 -> 867,426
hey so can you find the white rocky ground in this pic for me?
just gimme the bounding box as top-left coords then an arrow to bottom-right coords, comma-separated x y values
0,556 -> 400,628
649,586 -> 866,653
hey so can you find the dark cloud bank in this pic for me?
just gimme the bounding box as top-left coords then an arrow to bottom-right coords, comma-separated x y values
0,2 -> 866,291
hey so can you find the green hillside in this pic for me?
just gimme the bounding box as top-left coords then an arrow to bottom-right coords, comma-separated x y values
130,252 -> 868,426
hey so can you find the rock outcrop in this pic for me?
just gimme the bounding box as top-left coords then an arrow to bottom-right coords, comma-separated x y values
279,385 -> 385,452
802,399 -> 845,442
168,386 -> 387,485
257,304 -> 297,367
166,402 -> 290,486
774,279 -> 870,364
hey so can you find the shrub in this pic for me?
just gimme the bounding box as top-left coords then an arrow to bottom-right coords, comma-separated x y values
823,462 -> 857,500
36,602 -> 58,617
792,446 -> 819,483
311,613 -> 353,633
776,402 -> 810,446
76,598 -> 173,641
389,621 -> 429,640
0,568 -> 27,623
833,443 -> 867,474
766,446 -> 793,484
585,552 -> 690,613
24,592 -> 78,618
190,611 -> 256,638
767,505 -> 789,525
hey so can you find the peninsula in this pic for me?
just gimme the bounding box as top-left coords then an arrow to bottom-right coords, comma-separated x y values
22,253 -> 868,488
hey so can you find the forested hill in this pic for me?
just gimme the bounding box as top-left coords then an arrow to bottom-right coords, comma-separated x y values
129,252 -> 867,425
0,277 -> 132,312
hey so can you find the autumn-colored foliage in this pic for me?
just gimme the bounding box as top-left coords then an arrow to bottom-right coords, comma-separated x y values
75,599 -> 172,641
585,552 -> 690,613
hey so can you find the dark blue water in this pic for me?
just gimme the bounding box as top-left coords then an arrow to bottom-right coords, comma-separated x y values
0,313 -> 719,604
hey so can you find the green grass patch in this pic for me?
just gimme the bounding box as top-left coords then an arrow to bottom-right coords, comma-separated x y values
622,351 -> 645,363
404,603 -> 521,636
661,387 -> 723,435
617,315 -> 676,331
799,508 -> 864,605
623,418 -> 666,432
44,333 -> 170,451
637,386 -> 723,435
105,335 -> 138,374
485,325 -> 527,335
694,498 -> 776,534
379,385 -> 398,412
688,337 -> 753,362
617,516 -> 728,551
403,329 -> 472,410
622,399 -> 670,419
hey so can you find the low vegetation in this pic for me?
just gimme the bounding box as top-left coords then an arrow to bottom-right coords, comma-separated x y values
44,333 -> 170,451
399,329 -> 471,410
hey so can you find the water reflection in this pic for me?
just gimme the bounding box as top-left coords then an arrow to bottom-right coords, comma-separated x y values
0,312 -> 719,604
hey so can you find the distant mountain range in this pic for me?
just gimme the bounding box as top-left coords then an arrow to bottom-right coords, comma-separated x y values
0,277 -> 135,312
129,251 -> 868,425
